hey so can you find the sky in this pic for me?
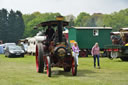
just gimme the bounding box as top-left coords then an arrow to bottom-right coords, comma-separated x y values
0,0 -> 128,16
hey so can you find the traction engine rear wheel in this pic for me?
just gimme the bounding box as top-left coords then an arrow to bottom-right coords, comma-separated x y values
36,43 -> 44,73
46,56 -> 51,77
72,57 -> 77,76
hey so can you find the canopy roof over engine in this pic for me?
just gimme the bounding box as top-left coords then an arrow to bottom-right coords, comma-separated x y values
34,16 -> 69,43
36,20 -> 69,28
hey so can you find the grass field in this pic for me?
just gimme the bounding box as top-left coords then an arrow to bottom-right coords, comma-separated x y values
0,54 -> 128,85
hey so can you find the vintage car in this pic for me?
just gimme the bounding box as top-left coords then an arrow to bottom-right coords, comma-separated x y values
35,16 -> 77,77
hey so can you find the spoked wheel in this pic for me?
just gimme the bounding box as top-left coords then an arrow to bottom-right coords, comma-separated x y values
46,56 -> 51,77
36,43 -> 44,73
72,57 -> 77,76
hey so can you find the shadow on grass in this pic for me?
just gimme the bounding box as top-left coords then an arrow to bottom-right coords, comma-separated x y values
109,58 -> 128,62
6,56 -> 24,58
44,69 -> 96,78
77,69 -> 96,77
115,59 -> 128,62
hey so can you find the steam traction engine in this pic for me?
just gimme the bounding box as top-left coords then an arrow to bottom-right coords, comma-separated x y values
35,16 -> 77,77
105,28 -> 128,61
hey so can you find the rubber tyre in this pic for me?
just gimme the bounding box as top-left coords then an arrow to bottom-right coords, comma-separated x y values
21,54 -> 24,57
5,53 -> 7,57
64,67 -> 71,72
8,53 -> 11,58
120,57 -> 128,61
72,57 -> 77,76
36,43 -> 44,73
46,56 -> 51,77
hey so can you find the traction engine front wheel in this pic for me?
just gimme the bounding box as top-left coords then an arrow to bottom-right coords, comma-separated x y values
36,43 -> 44,73
72,57 -> 77,76
46,56 -> 51,77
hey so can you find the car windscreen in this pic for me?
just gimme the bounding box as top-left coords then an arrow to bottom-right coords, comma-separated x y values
9,46 -> 22,50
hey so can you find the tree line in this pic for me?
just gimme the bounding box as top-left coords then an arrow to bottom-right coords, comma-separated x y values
23,8 -> 128,38
72,8 -> 128,31
1,8 -> 128,43
23,12 -> 61,38
0,8 -> 25,43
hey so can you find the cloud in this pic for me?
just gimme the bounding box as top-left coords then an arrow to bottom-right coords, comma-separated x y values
0,0 -> 128,16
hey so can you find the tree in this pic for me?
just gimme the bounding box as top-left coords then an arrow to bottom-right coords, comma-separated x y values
15,11 -> 25,40
103,8 -> 128,31
0,8 -> 8,42
75,12 -> 90,26
8,10 -> 16,42
7,10 -> 25,42
23,12 -> 61,38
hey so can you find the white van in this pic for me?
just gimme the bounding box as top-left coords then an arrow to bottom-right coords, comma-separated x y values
27,36 -> 46,55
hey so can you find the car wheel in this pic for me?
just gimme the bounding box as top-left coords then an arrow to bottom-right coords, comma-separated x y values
21,54 -> 24,57
8,54 -> 11,58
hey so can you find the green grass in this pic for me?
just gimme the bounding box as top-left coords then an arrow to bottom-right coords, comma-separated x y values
0,54 -> 128,85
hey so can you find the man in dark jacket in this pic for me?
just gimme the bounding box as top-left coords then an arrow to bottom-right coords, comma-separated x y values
45,26 -> 55,41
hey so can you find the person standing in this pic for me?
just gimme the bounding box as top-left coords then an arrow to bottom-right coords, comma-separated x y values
72,42 -> 80,65
91,42 -> 100,69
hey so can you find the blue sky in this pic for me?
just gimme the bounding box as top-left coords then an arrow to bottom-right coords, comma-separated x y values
0,0 -> 128,16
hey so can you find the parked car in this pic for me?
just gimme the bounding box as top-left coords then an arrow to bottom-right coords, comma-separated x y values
0,44 -> 4,54
5,46 -> 24,58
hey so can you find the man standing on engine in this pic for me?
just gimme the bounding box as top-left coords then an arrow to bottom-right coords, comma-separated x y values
45,26 -> 55,42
